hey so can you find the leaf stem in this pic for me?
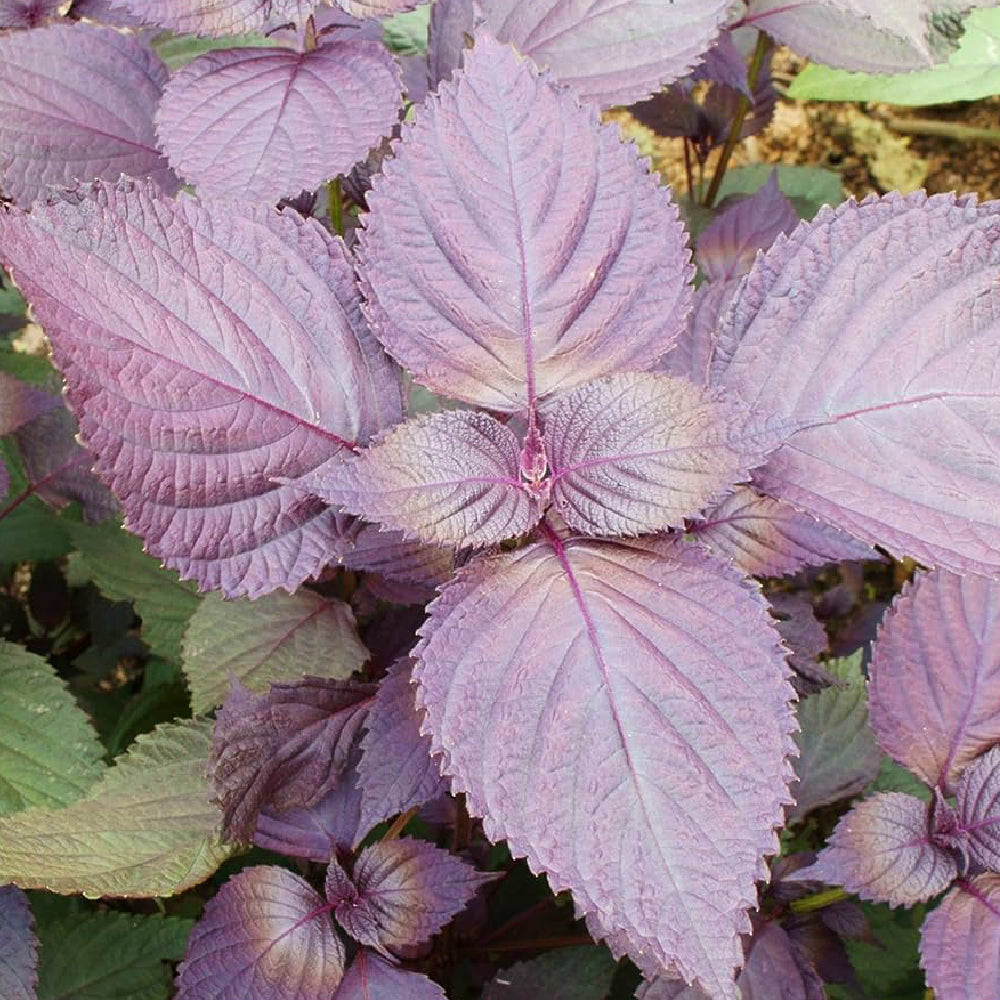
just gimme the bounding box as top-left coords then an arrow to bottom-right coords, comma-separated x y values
789,887 -> 848,913
328,178 -> 345,237
383,806 -> 419,841
704,31 -> 771,208
883,117 -> 1000,144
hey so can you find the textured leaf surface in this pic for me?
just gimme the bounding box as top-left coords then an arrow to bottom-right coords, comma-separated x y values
157,41 -> 402,202
790,653 -> 881,822
328,839 -> 492,954
659,281 -> 733,388
481,946 -> 616,1000
303,410 -> 537,546
36,910 -> 191,1000
359,33 -> 693,413
254,753 -> 364,861
955,747 -> 1000,870
0,180 -> 402,597
803,792 -> 956,907
427,0 -> 470,89
115,0 -> 318,34
175,866 -> 344,1000
357,658 -> 446,835
696,174 -> 799,283
869,569 -> 1000,790
414,535 -> 795,997
72,0 -> 148,27
478,0 -> 731,107
182,590 -> 366,712
0,641 -> 105,815
690,486 -> 878,578
920,875 -> 1000,1000
0,0 -> 60,26
0,886 -> 36,1000
333,950 -> 446,1000
15,407 -> 118,523
716,191 -> 1000,577
746,0 -> 983,73
68,520 -> 201,663
212,677 -> 375,841
543,373 -> 785,537
0,24 -> 176,207
0,719 -> 234,897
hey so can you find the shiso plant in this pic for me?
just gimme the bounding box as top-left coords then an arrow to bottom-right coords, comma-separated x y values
1,1 -> 1000,999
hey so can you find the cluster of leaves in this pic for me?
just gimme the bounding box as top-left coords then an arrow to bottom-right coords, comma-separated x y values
1,1 -> 1000,999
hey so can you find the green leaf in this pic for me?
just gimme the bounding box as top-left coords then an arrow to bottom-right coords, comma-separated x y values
482,946 -> 617,1000
105,673 -> 191,757
0,718 -> 236,897
703,164 -> 845,220
151,31 -> 272,71
789,9 -> 1000,105
35,910 -> 192,1000
0,641 -> 105,815
790,651 -> 881,822
67,521 -> 201,662
0,351 -> 55,387
837,902 -> 927,1000
0,499 -> 71,564
182,589 -> 367,712
867,755 -> 933,802
383,5 -> 430,55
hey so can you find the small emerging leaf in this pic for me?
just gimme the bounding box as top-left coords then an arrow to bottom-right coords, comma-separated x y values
801,792 -> 957,907
302,410 -> 538,547
333,949 -> 446,1000
544,372 -> 787,537
175,866 -> 345,1000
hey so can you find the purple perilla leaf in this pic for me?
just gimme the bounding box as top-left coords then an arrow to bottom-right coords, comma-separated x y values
0,0 -> 60,28
789,652 -> 881,822
357,658 -> 447,837
716,191 -> 1000,578
0,179 -> 402,598
543,372 -> 788,538
0,886 -> 37,1000
692,31 -> 752,96
113,0 -> 319,35
254,750 -> 365,862
659,281 -> 733,388
955,747 -> 1000,871
799,792 -> 957,907
696,173 -> 799,284
336,0 -> 425,17
920,874 -> 1000,1000
475,0 -> 732,108
333,949 -> 446,1000
156,41 -> 402,203
14,405 -> 118,523
869,569 -> 1000,791
0,24 -> 177,207
745,0 -> 988,74
0,371 -> 56,436
327,838 -> 495,954
300,410 -> 540,547
211,676 -> 376,841
174,866 -> 345,1000
340,523 -> 455,587
358,32 -> 693,414
690,486 -> 879,579
414,533 -> 796,999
